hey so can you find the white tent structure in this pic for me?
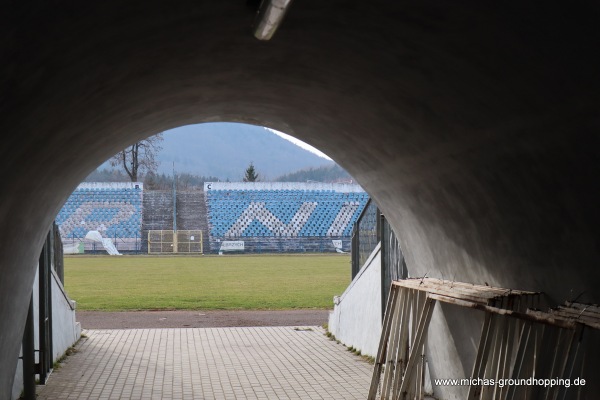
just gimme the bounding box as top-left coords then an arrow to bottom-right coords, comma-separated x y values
84,230 -> 122,255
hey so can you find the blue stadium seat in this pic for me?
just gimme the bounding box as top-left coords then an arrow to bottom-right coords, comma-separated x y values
205,186 -> 368,241
57,185 -> 143,240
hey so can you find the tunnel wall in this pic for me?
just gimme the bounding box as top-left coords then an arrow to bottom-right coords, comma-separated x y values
1,0 -> 599,397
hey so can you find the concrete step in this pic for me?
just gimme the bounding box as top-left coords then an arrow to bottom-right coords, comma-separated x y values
141,190 -> 210,253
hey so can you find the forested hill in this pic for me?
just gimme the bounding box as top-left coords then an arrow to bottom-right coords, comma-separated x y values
274,164 -> 353,183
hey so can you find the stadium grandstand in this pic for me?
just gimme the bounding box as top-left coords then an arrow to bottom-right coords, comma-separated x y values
56,182 -> 143,252
204,182 -> 368,253
56,181 -> 368,254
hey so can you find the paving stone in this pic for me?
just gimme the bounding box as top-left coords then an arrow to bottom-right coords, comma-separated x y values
37,327 -> 372,399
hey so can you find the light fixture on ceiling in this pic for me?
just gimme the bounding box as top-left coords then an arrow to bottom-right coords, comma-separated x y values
253,0 -> 293,41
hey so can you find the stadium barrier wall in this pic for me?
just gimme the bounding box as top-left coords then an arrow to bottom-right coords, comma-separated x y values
12,268 -> 80,400
328,243 -> 382,357
63,236 -> 142,254
210,236 -> 351,254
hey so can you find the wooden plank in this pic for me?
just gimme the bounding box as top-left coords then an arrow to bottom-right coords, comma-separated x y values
545,328 -> 568,400
468,313 -> 495,400
498,317 -> 517,400
551,316 -> 600,330
393,290 -> 412,398
555,307 -> 596,317
426,294 -> 577,329
395,282 -> 491,305
407,291 -> 428,398
380,278 -> 597,400
575,350 -> 586,400
415,342 -> 426,400
439,280 -> 537,296
564,302 -> 600,314
527,324 -> 545,398
507,322 -> 533,400
483,316 -> 505,400
550,307 -> 600,329
523,324 -> 544,399
396,280 -> 503,302
420,344 -> 427,400
368,285 -> 399,400
555,306 -> 600,321
391,289 -> 412,398
395,278 -> 538,297
384,287 -> 410,399
492,315 -> 512,400
556,323 -> 585,400
381,286 -> 406,399
552,312 -> 600,325
513,324 -> 543,400
411,288 -> 419,345
399,296 -> 436,399
550,327 -> 576,400
394,279 -> 540,310
396,278 -> 498,295
530,325 -> 557,400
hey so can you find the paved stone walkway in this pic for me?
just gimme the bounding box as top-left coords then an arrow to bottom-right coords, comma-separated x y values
37,327 -> 372,399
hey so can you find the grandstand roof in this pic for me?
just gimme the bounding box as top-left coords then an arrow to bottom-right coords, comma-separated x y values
204,182 -> 365,193
78,182 -> 143,190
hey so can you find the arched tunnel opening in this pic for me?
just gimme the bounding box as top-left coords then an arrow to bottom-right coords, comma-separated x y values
56,122 -> 358,312
2,0 -> 599,398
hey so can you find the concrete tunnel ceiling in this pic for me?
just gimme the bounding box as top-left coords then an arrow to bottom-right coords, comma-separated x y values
1,0 -> 599,396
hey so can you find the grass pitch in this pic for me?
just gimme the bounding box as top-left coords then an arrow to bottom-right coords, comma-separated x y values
64,254 -> 350,311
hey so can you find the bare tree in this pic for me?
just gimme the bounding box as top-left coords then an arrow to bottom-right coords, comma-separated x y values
110,133 -> 164,182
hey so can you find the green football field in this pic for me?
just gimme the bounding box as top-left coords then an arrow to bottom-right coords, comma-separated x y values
64,254 -> 351,311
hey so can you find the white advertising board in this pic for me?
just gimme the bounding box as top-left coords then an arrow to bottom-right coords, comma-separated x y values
220,241 -> 245,251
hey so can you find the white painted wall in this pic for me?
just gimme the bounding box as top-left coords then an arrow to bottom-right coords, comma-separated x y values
328,243 -> 382,357
51,270 -> 81,361
11,268 -> 80,400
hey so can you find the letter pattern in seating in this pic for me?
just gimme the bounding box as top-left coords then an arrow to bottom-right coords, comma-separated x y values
56,185 -> 143,239
206,189 -> 369,239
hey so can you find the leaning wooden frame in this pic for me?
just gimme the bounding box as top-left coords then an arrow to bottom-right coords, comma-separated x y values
368,277 -> 598,400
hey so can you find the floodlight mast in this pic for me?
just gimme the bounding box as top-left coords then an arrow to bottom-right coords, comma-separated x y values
172,162 -> 178,253
173,162 -> 177,233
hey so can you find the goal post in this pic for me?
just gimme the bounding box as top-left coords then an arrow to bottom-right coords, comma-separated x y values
148,230 -> 203,254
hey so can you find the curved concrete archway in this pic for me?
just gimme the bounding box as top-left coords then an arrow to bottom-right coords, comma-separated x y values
2,0 -> 599,396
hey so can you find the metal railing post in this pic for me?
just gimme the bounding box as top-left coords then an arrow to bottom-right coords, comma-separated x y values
380,213 -> 387,320
22,294 -> 35,400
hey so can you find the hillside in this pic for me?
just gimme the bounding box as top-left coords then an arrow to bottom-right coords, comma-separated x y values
274,164 -> 353,183
157,123 -> 333,180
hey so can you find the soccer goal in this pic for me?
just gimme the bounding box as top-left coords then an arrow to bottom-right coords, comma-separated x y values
147,230 -> 203,254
